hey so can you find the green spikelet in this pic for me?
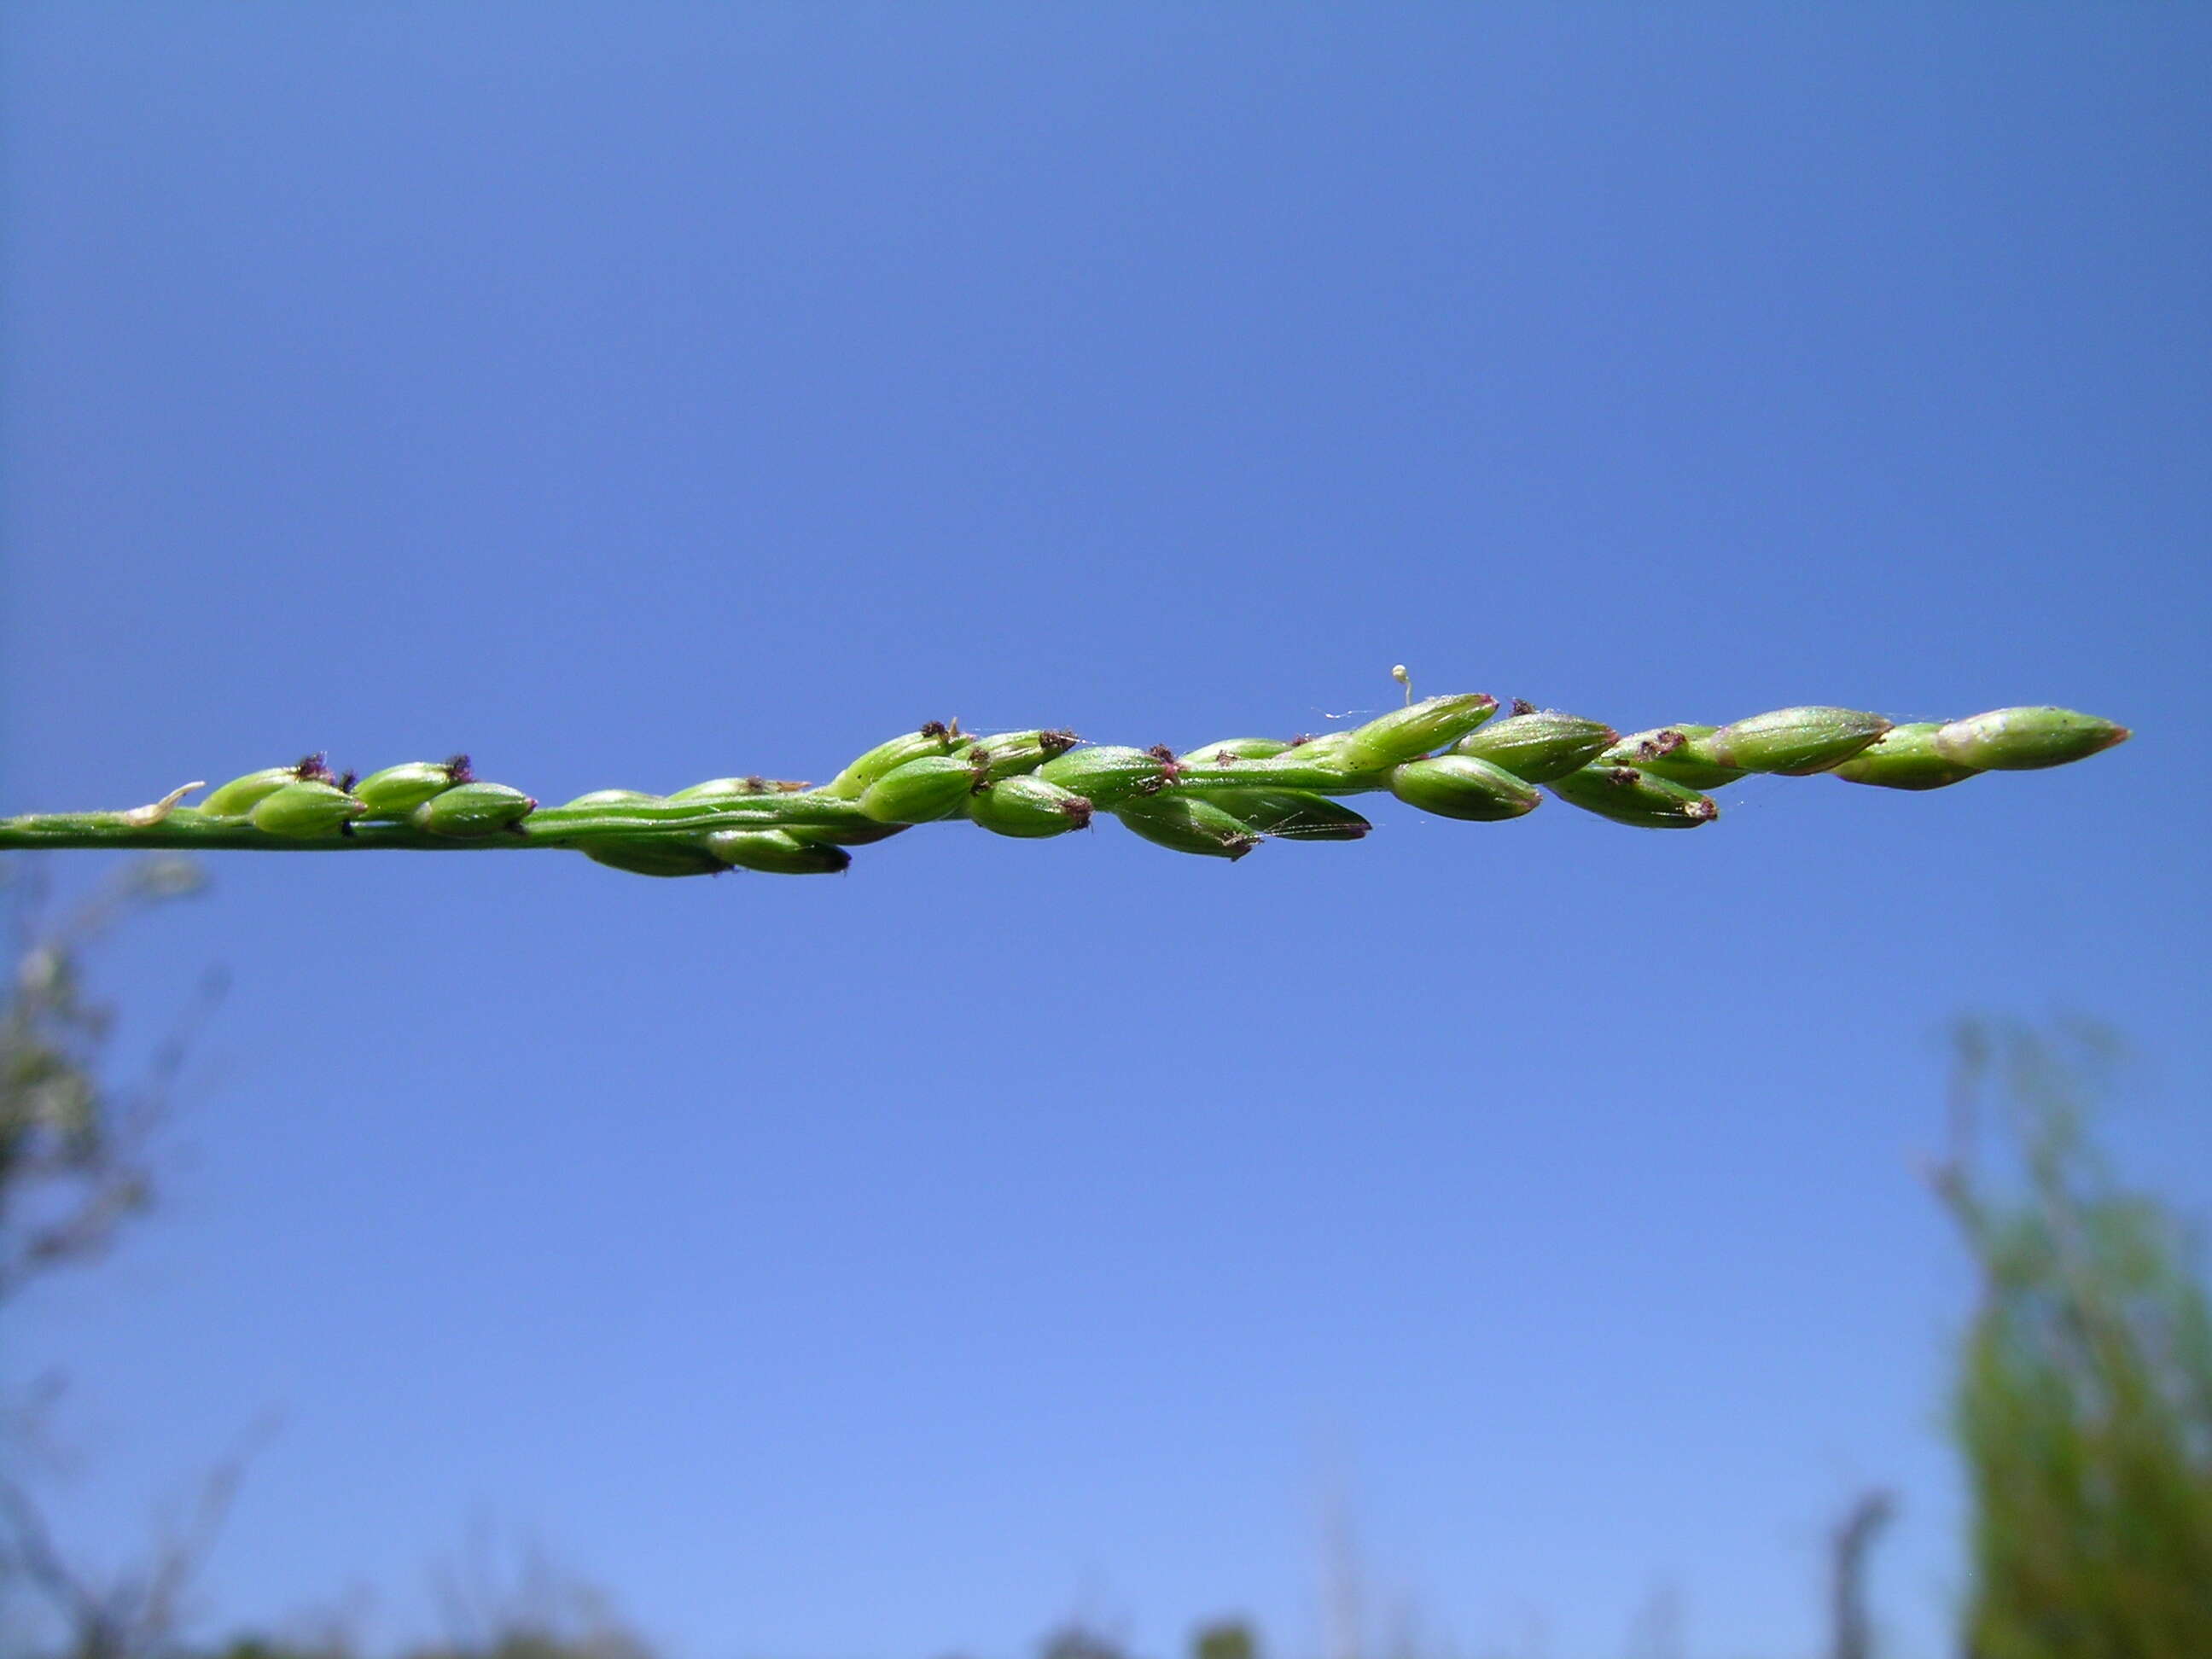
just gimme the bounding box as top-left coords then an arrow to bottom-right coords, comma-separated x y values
1335,694 -> 1500,771
1114,795 -> 1262,860
967,776 -> 1094,838
1697,707 -> 1892,775
583,838 -> 729,878
823,724 -> 961,799
1206,789 -> 1371,841
1551,765 -> 1720,829
414,781 -> 537,838
1036,746 -> 1173,810
1453,708 -> 1617,783
705,830 -> 853,875
1388,755 -> 1542,822
1600,727 -> 1749,790
952,730 -> 1081,782
1933,707 -> 2132,771
858,755 -> 982,824
201,757 -> 333,818
249,781 -> 370,839
1189,736 -> 1389,793
352,760 -> 465,818
1179,737 -> 1292,764
667,777 -> 791,800
1831,724 -> 1982,791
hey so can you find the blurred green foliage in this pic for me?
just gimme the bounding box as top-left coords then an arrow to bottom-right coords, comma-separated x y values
1937,1021 -> 2212,1658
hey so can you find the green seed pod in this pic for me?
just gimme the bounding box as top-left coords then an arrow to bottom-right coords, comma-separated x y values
858,755 -> 982,824
1831,724 -> 1982,791
352,762 -> 465,818
952,729 -> 1081,782
248,780 -> 370,839
1697,707 -> 1892,775
823,724 -> 962,799
1179,737 -> 1292,765
201,765 -> 315,818
667,777 -> 779,800
1452,710 -> 1617,783
967,775 -> 1094,838
1188,736 -> 1390,793
1204,788 -> 1371,841
1388,755 -> 1542,822
1036,745 -> 1173,810
562,789 -> 663,808
582,838 -> 728,878
1113,795 -> 1262,860
1335,694 -> 1500,771
703,829 -> 853,875
1598,727 -> 1748,790
1932,707 -> 2131,771
413,781 -> 538,838
1549,765 -> 1720,829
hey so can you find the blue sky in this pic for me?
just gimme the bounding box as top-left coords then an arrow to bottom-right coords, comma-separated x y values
3,6 -> 2207,1656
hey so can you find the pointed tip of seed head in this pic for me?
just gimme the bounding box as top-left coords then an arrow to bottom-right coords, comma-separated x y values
294,753 -> 334,783
444,754 -> 474,783
1224,835 -> 1260,862
2104,725 -> 2133,749
1511,699 -> 1537,717
1042,728 -> 1080,757
920,720 -> 948,740
1060,796 -> 1095,829
1688,800 -> 1720,822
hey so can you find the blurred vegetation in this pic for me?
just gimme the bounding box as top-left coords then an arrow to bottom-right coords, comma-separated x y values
1935,1021 -> 2212,1658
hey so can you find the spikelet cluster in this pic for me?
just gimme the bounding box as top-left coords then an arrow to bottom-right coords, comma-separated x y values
15,696 -> 2130,879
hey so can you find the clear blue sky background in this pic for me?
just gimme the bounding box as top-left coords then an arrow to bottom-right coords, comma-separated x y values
3,7 -> 2207,1657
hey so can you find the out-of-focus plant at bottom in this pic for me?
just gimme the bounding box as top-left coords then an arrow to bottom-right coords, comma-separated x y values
1932,1020 -> 2212,1659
